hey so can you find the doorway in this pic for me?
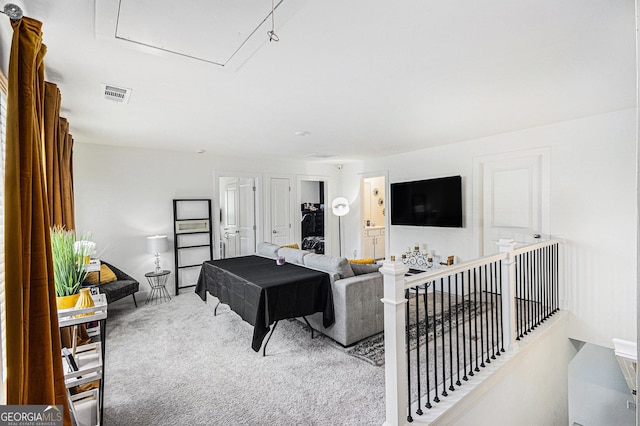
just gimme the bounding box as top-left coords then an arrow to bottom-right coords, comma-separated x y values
299,179 -> 326,254
219,176 -> 256,258
361,175 -> 386,260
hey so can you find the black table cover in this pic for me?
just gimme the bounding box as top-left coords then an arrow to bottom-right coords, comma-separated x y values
195,255 -> 334,352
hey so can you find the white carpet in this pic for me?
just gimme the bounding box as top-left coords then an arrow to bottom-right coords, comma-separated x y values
103,292 -> 386,425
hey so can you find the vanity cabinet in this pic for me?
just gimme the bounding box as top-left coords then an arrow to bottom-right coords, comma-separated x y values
363,227 -> 385,260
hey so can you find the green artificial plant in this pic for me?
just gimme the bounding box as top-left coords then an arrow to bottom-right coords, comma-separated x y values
50,226 -> 89,297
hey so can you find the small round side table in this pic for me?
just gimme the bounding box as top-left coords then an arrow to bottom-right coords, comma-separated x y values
145,270 -> 171,305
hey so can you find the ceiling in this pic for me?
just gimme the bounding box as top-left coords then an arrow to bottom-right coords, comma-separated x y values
3,0 -> 636,162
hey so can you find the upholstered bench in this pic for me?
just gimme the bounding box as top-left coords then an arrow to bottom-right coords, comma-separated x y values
83,261 -> 139,307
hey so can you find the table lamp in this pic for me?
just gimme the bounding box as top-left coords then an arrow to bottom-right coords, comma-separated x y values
147,235 -> 169,273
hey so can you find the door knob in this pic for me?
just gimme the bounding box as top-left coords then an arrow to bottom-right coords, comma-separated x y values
273,230 -> 277,233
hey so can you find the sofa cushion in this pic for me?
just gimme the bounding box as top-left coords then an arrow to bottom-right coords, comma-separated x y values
99,279 -> 139,304
277,247 -> 308,265
257,242 -> 280,259
303,253 -> 355,279
350,262 -> 381,275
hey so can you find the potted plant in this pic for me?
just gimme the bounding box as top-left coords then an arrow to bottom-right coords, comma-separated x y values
51,226 -> 90,309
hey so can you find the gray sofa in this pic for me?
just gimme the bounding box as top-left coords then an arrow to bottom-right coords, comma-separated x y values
257,242 -> 384,346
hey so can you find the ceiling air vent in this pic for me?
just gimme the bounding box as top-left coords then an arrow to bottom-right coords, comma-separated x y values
101,83 -> 132,104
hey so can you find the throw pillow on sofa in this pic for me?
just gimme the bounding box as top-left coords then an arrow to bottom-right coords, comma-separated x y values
85,264 -> 118,285
349,258 -> 375,264
350,263 -> 381,275
257,241 -> 280,258
280,243 -> 300,249
303,253 -> 355,279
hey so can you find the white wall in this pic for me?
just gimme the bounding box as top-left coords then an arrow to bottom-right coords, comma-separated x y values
341,109 -> 637,347
73,143 -> 339,300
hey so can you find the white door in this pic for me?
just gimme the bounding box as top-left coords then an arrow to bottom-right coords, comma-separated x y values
270,177 -> 291,245
221,177 -> 256,258
237,178 -> 256,255
479,150 -> 549,255
222,179 -> 239,257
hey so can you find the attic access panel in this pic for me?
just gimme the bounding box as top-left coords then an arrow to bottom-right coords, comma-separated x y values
115,0 -> 283,66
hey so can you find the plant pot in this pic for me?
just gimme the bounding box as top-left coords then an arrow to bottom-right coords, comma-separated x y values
56,293 -> 80,310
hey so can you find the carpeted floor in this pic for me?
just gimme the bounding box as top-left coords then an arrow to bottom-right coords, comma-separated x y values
103,292 -> 386,425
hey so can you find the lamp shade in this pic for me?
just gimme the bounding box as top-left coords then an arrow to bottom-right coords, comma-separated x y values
147,235 -> 169,254
331,197 -> 350,217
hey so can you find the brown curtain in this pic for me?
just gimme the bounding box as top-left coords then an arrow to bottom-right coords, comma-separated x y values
44,83 -> 75,231
58,117 -> 75,229
5,17 -> 71,425
43,84 -> 86,351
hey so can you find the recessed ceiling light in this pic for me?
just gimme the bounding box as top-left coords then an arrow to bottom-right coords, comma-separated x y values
306,152 -> 335,159
295,131 -> 311,137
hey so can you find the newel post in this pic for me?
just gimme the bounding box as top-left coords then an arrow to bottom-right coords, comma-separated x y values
497,238 -> 517,350
380,257 -> 409,426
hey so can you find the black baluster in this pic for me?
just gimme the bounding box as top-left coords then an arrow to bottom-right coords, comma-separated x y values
423,290 -> 432,409
553,244 -> 560,313
415,287 -> 423,416
473,267 -> 479,373
498,259 -> 505,353
553,244 -> 560,312
483,264 -> 490,365
524,252 -> 530,335
529,251 -> 534,333
490,262 -> 496,360
548,245 -> 552,318
540,246 -> 549,322
462,271 -> 468,381
479,266 -> 485,368
455,274 -> 461,386
440,279 -> 448,397
535,248 -> 541,328
447,276 -> 454,392
531,250 -> 537,331
516,254 -> 523,339
538,247 -> 546,324
520,253 -> 527,338
432,281 -> 440,403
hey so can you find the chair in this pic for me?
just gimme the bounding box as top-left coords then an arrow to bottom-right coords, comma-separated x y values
84,261 -> 139,307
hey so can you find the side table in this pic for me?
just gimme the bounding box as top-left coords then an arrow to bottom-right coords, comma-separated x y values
145,270 -> 172,305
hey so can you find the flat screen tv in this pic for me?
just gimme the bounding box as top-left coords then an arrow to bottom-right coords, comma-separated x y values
390,175 -> 463,227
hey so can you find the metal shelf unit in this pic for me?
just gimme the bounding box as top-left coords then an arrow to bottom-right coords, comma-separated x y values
173,199 -> 213,295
